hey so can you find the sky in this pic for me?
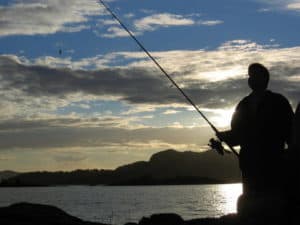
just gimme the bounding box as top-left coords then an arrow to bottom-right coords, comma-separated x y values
0,0 -> 299,172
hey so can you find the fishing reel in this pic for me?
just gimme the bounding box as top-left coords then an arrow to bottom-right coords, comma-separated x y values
208,138 -> 229,156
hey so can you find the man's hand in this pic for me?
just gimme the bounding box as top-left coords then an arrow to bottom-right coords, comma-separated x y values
208,138 -> 225,155
216,131 -> 227,142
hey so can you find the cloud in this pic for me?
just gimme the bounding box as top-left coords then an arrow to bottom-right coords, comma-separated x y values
287,2 -> 300,10
98,12 -> 223,38
0,40 -> 300,166
0,156 -> 15,161
218,40 -> 265,51
60,24 -> 91,33
196,20 -> 224,26
100,26 -> 133,38
133,13 -> 223,32
256,0 -> 300,12
53,152 -> 87,162
134,13 -> 195,31
120,104 -> 157,115
0,56 -> 179,106
97,19 -> 119,26
163,109 -> 181,115
257,8 -> 271,12
0,55 -> 246,120
0,119 -> 213,150
0,0 -> 103,36
0,113 -> 139,131
124,13 -> 135,19
1,40 -> 300,119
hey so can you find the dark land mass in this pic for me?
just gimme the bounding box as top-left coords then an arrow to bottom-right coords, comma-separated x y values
0,170 -> 19,182
0,149 -> 241,186
0,202 -> 236,225
1,202 -> 295,225
0,202 -> 105,225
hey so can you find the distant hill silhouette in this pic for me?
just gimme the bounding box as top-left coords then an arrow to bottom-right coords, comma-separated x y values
0,171 -> 19,182
0,149 -> 241,186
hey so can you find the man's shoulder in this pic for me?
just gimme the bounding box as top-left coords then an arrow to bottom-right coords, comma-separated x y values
235,95 -> 251,110
237,90 -> 290,107
266,90 -> 289,104
238,94 -> 253,104
266,91 -> 294,114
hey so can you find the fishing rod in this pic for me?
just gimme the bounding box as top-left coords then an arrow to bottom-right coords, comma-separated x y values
98,0 -> 239,157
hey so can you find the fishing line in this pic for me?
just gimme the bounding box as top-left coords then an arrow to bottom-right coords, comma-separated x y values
98,0 -> 239,157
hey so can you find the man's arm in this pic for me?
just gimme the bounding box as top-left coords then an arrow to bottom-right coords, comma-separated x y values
281,97 -> 295,147
217,102 -> 244,147
217,130 -> 240,147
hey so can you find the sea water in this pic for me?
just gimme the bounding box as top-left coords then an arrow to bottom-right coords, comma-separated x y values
0,183 -> 242,225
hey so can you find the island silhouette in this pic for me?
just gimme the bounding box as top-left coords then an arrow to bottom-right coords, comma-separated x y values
0,149 -> 240,186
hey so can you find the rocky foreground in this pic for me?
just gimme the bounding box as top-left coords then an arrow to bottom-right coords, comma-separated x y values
0,202 -> 105,225
0,202 -> 238,225
0,201 -> 298,225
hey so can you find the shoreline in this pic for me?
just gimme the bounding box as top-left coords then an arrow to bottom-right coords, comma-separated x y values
0,182 -> 241,188
0,202 -> 238,225
2,201 -> 294,225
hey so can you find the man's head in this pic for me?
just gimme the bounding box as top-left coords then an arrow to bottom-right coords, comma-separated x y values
248,63 -> 269,92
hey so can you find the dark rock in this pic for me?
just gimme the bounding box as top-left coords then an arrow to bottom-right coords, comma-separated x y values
139,213 -> 184,225
0,202 -> 106,225
134,209 -> 296,225
1,201 -> 297,225
136,213 -> 240,225
187,214 -> 239,225
124,223 -> 138,225
187,217 -> 223,225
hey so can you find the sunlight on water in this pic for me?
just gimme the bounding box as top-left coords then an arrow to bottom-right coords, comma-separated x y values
216,183 -> 242,214
0,184 -> 243,225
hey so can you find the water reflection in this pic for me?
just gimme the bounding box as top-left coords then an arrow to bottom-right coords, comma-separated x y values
0,184 -> 243,225
216,183 -> 242,214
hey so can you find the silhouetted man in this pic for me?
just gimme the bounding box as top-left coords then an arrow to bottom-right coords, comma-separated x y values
287,103 -> 300,222
217,63 -> 294,195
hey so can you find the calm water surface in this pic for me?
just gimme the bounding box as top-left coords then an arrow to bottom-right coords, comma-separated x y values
0,183 -> 242,225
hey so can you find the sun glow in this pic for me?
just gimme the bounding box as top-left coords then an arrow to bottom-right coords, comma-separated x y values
218,183 -> 243,214
197,67 -> 244,82
208,108 -> 235,128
